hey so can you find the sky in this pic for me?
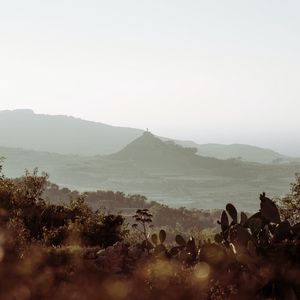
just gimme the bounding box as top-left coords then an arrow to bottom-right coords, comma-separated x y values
0,0 -> 299,156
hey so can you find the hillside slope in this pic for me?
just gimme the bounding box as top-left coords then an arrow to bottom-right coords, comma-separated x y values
0,109 -> 298,164
1,133 -> 296,211
174,140 -> 295,164
0,109 -> 143,155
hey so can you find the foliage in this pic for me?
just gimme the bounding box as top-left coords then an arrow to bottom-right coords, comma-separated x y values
0,162 -> 299,299
0,168 -> 126,249
132,208 -> 154,250
45,186 -> 218,233
0,157 -> 4,179
213,194 -> 300,299
277,174 -> 300,224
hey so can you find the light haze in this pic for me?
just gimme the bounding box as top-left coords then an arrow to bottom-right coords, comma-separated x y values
0,0 -> 299,156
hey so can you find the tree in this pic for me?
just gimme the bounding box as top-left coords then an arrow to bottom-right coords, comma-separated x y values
0,157 -> 4,180
278,174 -> 300,225
132,209 -> 153,252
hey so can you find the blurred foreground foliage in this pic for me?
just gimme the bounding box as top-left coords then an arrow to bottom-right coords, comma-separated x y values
0,164 -> 299,299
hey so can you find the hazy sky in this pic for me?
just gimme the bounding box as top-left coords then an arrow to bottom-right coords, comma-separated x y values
0,1 -> 299,155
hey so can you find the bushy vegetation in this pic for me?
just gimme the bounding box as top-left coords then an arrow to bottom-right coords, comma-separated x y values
0,168 -> 126,252
0,164 -> 299,299
44,184 -> 219,237
277,174 -> 300,225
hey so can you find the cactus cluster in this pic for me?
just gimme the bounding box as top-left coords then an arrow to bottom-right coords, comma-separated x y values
212,193 -> 300,298
215,193 -> 300,254
132,193 -> 300,265
127,192 -> 300,298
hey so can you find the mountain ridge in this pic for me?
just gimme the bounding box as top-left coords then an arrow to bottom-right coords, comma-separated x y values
0,109 -> 298,164
0,132 -> 299,211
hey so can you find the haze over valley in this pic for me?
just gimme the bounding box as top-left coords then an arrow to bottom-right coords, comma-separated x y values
1,109 -> 299,212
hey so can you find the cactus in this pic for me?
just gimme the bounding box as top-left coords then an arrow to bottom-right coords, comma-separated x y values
151,233 -> 158,245
260,192 -> 281,224
159,229 -> 166,243
168,235 -> 198,265
186,237 -> 197,260
214,233 -> 223,244
215,192 -> 300,258
151,229 -> 167,255
168,234 -> 186,257
220,210 -> 229,232
240,212 -> 248,225
272,220 -> 291,242
175,234 -> 186,246
226,203 -> 238,224
248,217 -> 262,235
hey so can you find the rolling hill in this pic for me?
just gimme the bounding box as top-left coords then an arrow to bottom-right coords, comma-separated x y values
0,109 -> 143,155
0,109 -> 298,164
174,140 -> 294,164
1,132 -> 299,212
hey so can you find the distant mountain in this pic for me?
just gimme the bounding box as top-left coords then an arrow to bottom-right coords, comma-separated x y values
108,132 -> 258,174
109,132 -> 201,169
0,145 -> 82,182
174,140 -> 295,164
0,109 -> 143,155
2,132 -> 298,212
0,109 -> 298,164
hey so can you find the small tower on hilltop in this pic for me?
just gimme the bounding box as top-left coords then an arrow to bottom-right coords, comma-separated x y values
143,128 -> 153,137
